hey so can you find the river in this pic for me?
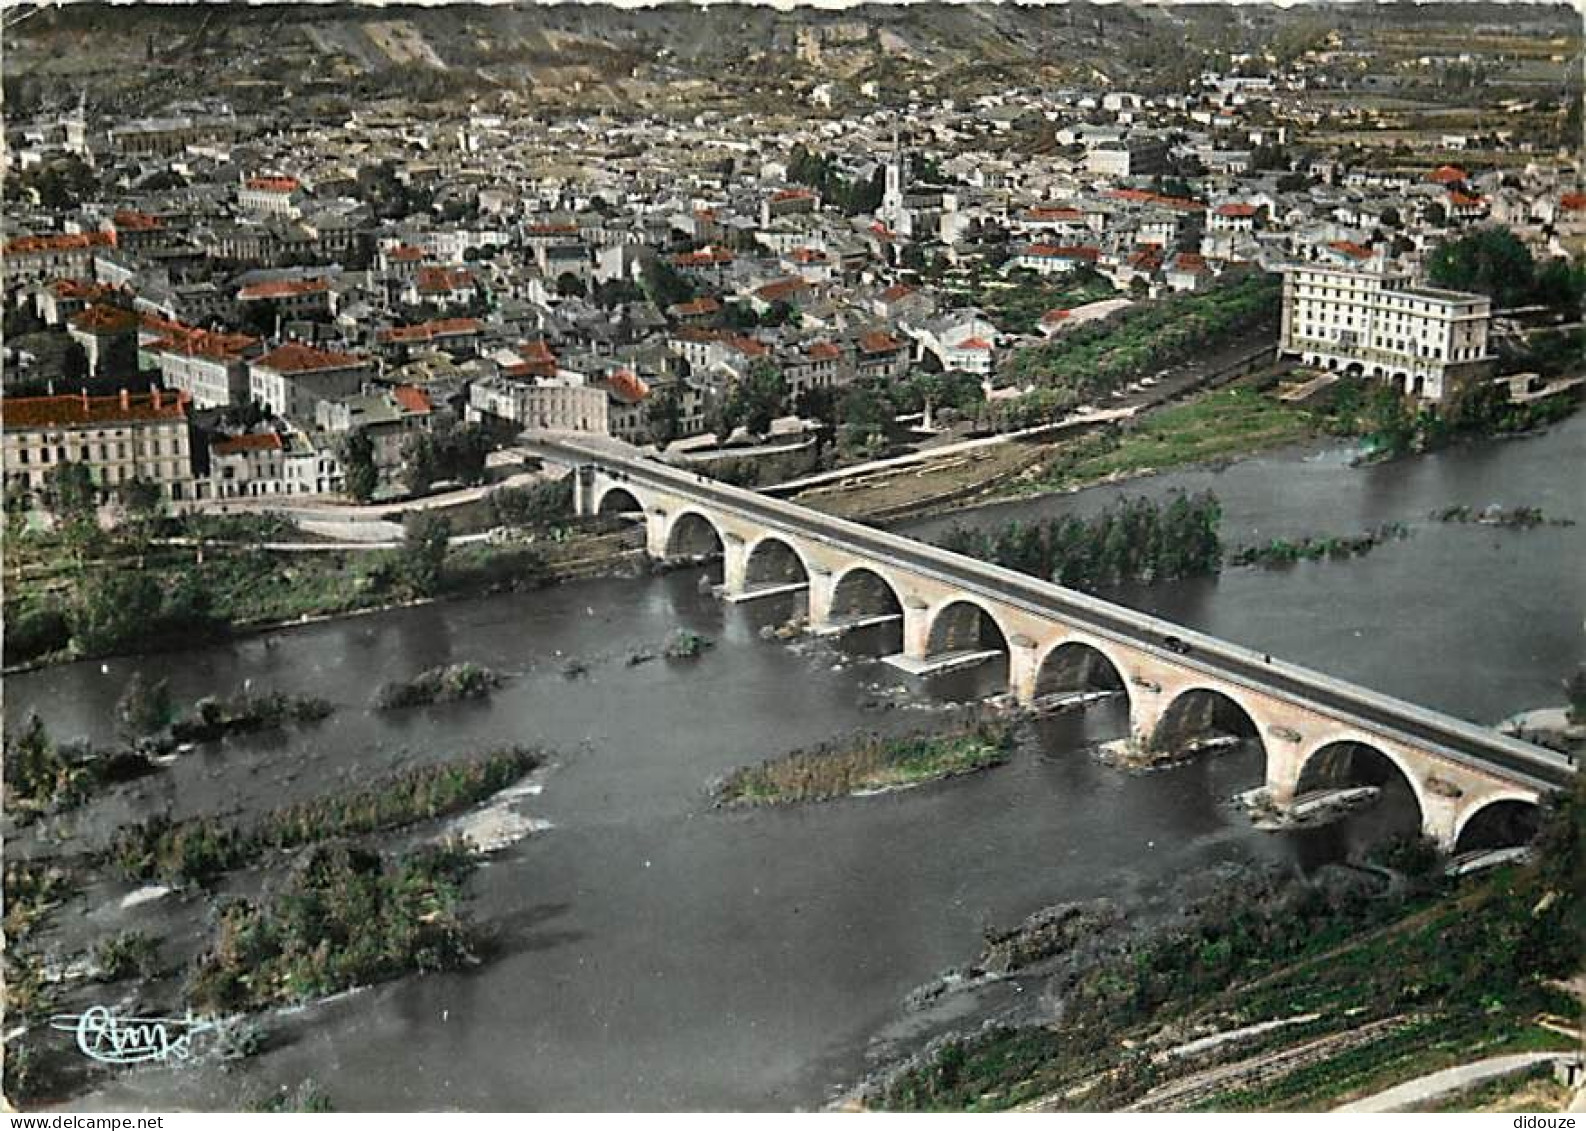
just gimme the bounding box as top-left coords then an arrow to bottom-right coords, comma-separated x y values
9,414 -> 1581,1112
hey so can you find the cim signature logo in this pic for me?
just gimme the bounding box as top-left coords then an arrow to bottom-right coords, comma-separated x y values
49,1006 -> 218,1065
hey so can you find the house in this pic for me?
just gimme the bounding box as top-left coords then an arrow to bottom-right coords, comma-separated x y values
66,304 -> 140,377
146,326 -> 261,408
1009,243 -> 1102,276
208,431 -> 287,499
248,342 -> 370,420
237,276 -> 334,321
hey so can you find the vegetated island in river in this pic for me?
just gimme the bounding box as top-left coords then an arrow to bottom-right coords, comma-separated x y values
715,718 -> 1015,806
375,662 -> 504,710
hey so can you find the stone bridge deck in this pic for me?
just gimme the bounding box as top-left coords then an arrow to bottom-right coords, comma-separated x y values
524,431 -> 1575,850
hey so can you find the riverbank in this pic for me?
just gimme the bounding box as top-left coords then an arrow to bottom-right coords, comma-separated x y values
715,718 -> 1016,806
859,778 -> 1584,1112
2,744 -> 554,1106
2,522 -> 646,676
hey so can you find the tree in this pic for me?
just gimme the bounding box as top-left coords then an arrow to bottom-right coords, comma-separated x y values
5,713 -> 65,807
639,256 -> 696,309
116,672 -> 175,741
401,432 -> 439,497
555,272 -> 586,298
733,361 -> 789,438
399,514 -> 451,597
62,340 -> 89,381
240,299 -> 280,338
646,384 -> 684,450
41,461 -> 97,523
115,477 -> 164,552
338,431 -> 378,503
71,570 -> 163,655
1427,226 -> 1537,309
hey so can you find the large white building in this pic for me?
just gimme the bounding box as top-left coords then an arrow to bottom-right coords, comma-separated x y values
1278,265 -> 1494,403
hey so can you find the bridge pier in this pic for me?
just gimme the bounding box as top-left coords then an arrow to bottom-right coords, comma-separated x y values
720,533 -> 748,596
1008,634 -> 1041,705
805,566 -> 836,631
644,507 -> 670,559
901,596 -> 932,659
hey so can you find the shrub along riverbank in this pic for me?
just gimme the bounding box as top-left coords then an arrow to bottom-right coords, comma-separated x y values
717,718 -> 1015,805
871,778 -> 1583,1112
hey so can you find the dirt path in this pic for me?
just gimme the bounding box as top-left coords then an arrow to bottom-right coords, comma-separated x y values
1335,1052 -> 1573,1113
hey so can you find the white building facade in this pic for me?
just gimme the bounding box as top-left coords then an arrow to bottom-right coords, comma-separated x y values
1278,265 -> 1494,403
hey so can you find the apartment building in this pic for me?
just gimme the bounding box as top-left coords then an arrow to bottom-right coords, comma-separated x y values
1278,264 -> 1494,403
3,388 -> 194,503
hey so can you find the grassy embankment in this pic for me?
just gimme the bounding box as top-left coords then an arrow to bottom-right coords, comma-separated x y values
3,480 -> 638,669
1007,385 -> 1322,498
717,719 -> 1015,805
873,779 -> 1584,1113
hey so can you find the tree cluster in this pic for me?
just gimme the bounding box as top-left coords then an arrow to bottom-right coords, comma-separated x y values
1428,226 -> 1585,315
938,491 -> 1223,591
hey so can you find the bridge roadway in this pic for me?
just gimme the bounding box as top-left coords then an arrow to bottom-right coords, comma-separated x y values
525,433 -> 1575,796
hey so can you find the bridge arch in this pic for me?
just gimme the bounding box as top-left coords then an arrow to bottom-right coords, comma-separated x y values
744,534 -> 811,588
829,565 -> 905,621
1033,637 -> 1131,705
1149,685 -> 1264,757
594,483 -> 645,516
925,597 -> 1010,658
1293,737 -> 1428,837
665,509 -> 726,559
1451,793 -> 1543,855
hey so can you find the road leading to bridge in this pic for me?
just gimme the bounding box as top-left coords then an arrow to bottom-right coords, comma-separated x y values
524,432 -> 1575,795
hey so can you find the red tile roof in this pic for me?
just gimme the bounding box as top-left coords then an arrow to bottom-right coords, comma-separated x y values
1327,240 -> 1374,262
1216,203 -> 1258,218
112,210 -> 163,231
770,188 -> 817,202
674,247 -> 733,268
668,296 -> 722,317
387,244 -> 426,262
244,176 -> 300,193
1427,165 -> 1467,185
3,389 -> 189,431
391,385 -> 433,414
805,340 -> 842,361
1024,244 -> 1101,261
69,304 -> 139,334
212,432 -> 283,455
1561,193 -> 1586,212
414,266 -> 475,294
51,278 -> 119,301
376,317 -> 484,345
1448,191 -> 1485,208
1025,206 -> 1083,221
1107,188 -> 1206,212
858,331 -> 904,354
149,327 -> 259,362
754,277 -> 808,303
878,283 -> 917,302
238,277 -> 329,301
253,342 -> 364,374
604,368 -> 649,405
955,337 -> 992,351
5,231 -> 115,256
1041,308 -> 1071,324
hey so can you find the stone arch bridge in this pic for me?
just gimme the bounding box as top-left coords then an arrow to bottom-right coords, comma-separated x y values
526,434 -> 1574,853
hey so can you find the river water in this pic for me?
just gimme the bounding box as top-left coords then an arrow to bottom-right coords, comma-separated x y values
10,415 -> 1582,1112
